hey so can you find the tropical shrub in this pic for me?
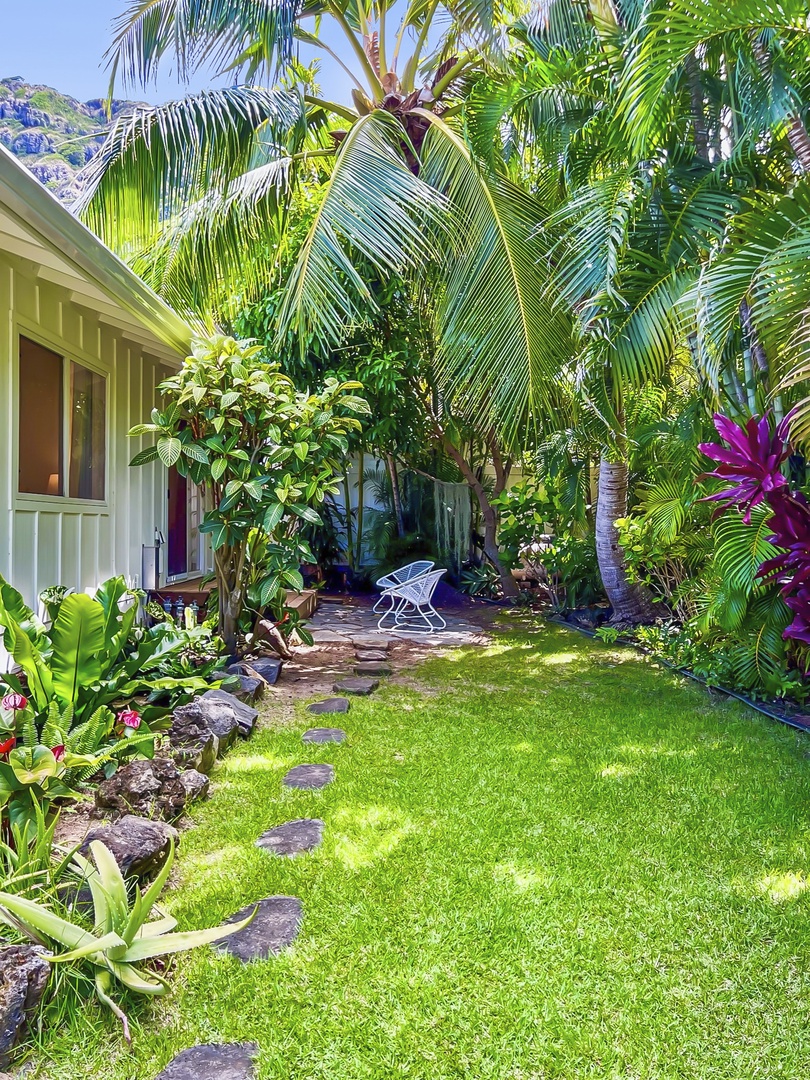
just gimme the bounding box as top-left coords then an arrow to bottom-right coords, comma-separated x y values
128,335 -> 368,650
459,562 -> 501,599
0,839 -> 253,1041
0,700 -> 152,836
0,575 -> 213,729
542,535 -> 602,612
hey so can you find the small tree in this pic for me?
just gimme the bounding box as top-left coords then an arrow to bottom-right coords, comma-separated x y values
129,336 -> 368,651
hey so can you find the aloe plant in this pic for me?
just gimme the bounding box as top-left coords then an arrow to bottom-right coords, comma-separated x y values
0,839 -> 254,1041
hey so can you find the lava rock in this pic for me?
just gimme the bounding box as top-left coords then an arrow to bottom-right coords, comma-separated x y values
168,712 -> 219,774
94,758 -> 191,820
178,769 -> 210,802
256,819 -> 324,856
0,945 -> 50,1069
217,897 -> 303,961
283,763 -> 335,790
202,689 -> 259,739
307,697 -> 349,715
79,815 -> 179,879
333,677 -> 379,696
231,675 -> 264,704
247,656 -> 283,685
302,728 -> 346,744
155,1042 -> 258,1080
353,662 -> 392,677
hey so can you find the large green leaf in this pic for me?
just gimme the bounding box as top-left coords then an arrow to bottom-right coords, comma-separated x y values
49,595 -> 106,711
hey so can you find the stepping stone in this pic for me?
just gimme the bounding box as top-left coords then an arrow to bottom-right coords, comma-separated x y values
355,649 -> 389,662
155,1043 -> 258,1079
354,661 -> 392,676
352,636 -> 392,650
303,727 -> 346,744
217,897 -> 302,961
256,818 -> 324,856
334,677 -> 379,696
283,763 -> 335,789
307,697 -> 349,715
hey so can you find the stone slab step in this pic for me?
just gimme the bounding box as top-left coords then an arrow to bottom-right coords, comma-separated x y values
307,697 -> 349,715
256,819 -> 324,856
217,897 -> 303,961
303,727 -> 346,744
155,1043 -> 258,1079
354,662 -> 392,676
283,763 -> 335,789
351,636 -> 392,650
333,677 -> 379,696
355,649 -> 389,662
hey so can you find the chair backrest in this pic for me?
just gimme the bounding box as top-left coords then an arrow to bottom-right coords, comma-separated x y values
376,560 -> 434,591
396,569 -> 446,605
396,560 -> 435,584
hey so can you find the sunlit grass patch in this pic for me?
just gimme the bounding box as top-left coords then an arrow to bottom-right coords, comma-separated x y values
29,623 -> 810,1079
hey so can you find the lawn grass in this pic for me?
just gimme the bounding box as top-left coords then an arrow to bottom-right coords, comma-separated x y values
28,624 -> 810,1078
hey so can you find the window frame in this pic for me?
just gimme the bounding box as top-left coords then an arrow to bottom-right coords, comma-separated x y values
13,320 -> 111,513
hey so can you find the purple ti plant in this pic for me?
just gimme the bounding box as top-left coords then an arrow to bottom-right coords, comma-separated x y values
700,412 -> 810,649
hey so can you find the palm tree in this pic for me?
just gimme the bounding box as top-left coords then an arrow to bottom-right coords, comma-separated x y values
80,0 -> 571,436
617,0 -> 810,437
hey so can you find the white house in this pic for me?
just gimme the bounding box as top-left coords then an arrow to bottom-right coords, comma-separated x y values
0,144 -> 204,613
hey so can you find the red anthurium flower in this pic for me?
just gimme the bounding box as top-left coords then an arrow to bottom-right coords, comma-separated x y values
52,745 -> 65,761
0,735 -> 16,756
1,692 -> 28,712
118,709 -> 141,729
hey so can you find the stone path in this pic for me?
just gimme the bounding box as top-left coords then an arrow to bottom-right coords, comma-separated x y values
308,598 -> 489,646
334,676 -> 379,695
283,763 -> 335,789
307,697 -> 350,715
217,897 -> 304,961
155,1043 -> 258,1080
303,727 -> 346,744
256,819 -> 324,856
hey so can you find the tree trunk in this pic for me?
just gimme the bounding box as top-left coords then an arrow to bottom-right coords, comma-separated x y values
343,474 -> 354,569
595,454 -> 659,625
355,448 -> 365,568
215,545 -> 244,654
787,113 -> 810,172
386,453 -> 405,536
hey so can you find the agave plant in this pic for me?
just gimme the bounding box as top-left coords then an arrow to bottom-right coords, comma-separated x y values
0,839 -> 254,1041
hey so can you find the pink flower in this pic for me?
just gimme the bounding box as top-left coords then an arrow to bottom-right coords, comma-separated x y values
52,745 -> 65,762
118,709 -> 141,730
1,693 -> 28,712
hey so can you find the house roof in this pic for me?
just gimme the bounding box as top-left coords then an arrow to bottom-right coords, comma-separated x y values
0,144 -> 192,363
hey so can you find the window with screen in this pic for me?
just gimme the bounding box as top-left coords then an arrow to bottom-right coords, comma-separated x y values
18,336 -> 107,501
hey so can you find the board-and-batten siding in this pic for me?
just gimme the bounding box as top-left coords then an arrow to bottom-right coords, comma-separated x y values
0,252 -> 171,611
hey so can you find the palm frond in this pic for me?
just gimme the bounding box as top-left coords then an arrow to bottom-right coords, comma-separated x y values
105,0 -> 303,89
419,112 -> 574,443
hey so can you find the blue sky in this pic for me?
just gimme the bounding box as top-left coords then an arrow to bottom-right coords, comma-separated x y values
0,1 -> 358,104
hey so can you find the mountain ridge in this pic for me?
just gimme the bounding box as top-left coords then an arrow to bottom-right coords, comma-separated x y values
0,75 -> 133,203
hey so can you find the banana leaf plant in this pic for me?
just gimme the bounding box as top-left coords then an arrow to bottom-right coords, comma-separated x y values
0,839 -> 255,1042
0,575 -> 216,727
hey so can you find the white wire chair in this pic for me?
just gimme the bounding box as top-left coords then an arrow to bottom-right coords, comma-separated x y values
377,569 -> 447,633
372,560 -> 435,614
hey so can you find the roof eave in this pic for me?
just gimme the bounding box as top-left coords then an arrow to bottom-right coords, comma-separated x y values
0,145 -> 193,359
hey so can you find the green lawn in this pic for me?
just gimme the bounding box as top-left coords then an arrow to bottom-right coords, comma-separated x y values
30,625 -> 810,1078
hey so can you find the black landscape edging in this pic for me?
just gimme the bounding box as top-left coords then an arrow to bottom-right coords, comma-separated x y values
546,615 -> 810,735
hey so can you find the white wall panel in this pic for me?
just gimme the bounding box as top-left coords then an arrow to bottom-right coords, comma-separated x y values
0,251 -> 174,610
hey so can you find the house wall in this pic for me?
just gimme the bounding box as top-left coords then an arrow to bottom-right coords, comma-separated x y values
0,251 -> 173,612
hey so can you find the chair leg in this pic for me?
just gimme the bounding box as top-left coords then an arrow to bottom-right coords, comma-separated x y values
377,596 -> 406,631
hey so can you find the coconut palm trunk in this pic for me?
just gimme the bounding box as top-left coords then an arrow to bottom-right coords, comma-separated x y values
595,455 -> 659,625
